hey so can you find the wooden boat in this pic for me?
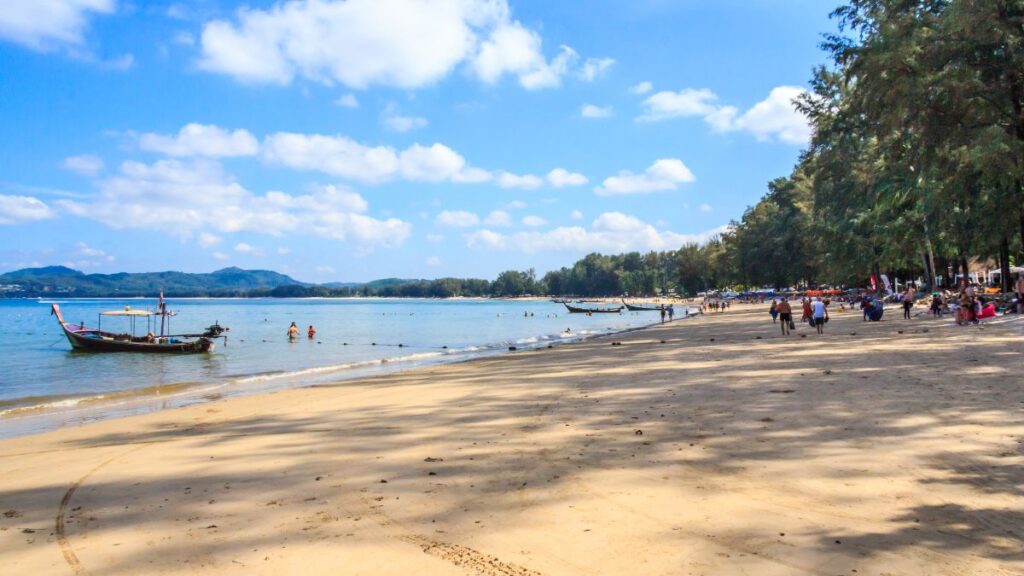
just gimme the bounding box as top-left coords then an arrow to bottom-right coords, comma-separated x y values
51,298 -> 227,354
622,300 -> 666,312
563,303 -> 623,314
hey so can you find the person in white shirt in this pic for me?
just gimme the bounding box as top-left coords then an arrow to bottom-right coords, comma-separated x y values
811,297 -> 827,335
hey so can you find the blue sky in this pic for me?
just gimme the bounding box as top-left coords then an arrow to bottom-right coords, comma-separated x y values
0,0 -> 835,282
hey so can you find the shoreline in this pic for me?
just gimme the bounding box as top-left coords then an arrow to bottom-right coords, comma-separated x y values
0,308 -> 691,438
2,306 -> 1021,575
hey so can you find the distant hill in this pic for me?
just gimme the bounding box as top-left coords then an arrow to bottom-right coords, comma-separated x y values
0,266 -> 308,297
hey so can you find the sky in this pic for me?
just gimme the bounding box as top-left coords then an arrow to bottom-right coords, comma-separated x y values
0,0 -> 837,283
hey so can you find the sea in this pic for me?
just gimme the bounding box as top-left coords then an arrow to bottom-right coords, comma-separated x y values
0,298 -> 685,437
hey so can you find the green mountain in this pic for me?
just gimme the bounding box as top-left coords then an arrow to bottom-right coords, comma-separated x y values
0,266 -> 307,297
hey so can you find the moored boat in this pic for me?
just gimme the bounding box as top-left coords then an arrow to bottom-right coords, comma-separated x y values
621,300 -> 666,311
50,296 -> 227,354
563,303 -> 623,314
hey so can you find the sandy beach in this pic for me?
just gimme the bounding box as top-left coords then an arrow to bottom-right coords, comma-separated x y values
1,305 -> 1022,575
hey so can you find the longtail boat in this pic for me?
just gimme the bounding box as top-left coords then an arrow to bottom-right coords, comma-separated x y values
50,295 -> 227,353
563,303 -> 623,314
622,300 -> 666,311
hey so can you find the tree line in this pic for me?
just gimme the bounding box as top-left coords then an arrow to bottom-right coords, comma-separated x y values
703,0 -> 1023,292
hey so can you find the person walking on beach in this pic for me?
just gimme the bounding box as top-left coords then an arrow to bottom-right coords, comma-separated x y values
811,297 -> 827,334
802,297 -> 812,325
769,299 -> 778,323
777,298 -> 793,335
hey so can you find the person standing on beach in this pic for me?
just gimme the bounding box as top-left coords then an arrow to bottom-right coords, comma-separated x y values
777,298 -> 793,335
1016,272 -> 1024,314
902,283 -> 915,320
802,297 -> 813,324
769,299 -> 778,323
668,305 -> 674,321
660,307 -> 666,323
811,297 -> 827,334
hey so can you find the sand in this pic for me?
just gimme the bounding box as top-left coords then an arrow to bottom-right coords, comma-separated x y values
1,305 -> 1022,575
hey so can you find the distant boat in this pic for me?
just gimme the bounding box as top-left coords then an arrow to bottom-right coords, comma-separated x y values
563,303 -> 623,314
50,295 -> 227,353
622,300 -> 666,312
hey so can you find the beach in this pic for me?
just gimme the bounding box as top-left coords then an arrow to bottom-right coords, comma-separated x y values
1,305 -> 1022,575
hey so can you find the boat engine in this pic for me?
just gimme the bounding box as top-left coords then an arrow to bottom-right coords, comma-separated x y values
203,323 -> 229,337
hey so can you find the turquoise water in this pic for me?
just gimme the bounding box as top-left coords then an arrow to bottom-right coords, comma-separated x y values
0,298 -> 676,435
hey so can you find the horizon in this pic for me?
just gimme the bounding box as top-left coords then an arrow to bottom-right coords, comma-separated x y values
0,0 -> 835,283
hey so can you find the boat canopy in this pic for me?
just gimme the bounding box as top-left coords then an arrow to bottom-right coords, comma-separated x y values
100,309 -> 156,316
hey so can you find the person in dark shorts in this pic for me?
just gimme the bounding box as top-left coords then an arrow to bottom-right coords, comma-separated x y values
777,298 -> 793,335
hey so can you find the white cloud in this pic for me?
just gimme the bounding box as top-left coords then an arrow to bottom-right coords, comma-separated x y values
0,194 -> 55,224
484,210 -> 512,227
61,154 -> 104,176
426,233 -> 444,243
382,103 -> 428,132
0,0 -> 115,52
425,255 -> 441,267
198,0 -> 591,92
212,251 -> 228,260
139,123 -> 260,157
335,93 -> 359,108
699,203 -> 712,212
466,213 -> 728,254
595,158 -> 695,196
263,132 -> 488,185
75,242 -> 112,261
521,215 -> 546,228
198,232 -> 221,248
57,159 -> 410,249
234,242 -> 258,254
546,168 -> 587,188
435,209 -> 479,228
277,246 -> 290,254
505,200 -> 527,210
638,88 -> 719,121
580,104 -> 612,119
315,265 -> 335,274
629,81 -> 652,95
496,171 -> 543,190
723,86 -> 811,144
578,57 -> 614,81
569,209 -> 583,220
639,85 -> 811,145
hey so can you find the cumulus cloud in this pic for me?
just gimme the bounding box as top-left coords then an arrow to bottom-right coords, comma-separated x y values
629,81 -> 652,95
76,242 -> 113,261
335,93 -> 359,108
57,159 -> 410,248
595,158 -> 695,196
234,242 -> 260,255
699,203 -> 712,212
578,57 -> 614,81
521,215 -> 546,227
61,154 -> 104,176
580,104 -> 612,119
198,0 -> 594,91
638,85 -> 811,145
139,123 -> 260,157
466,213 -> 728,254
262,132 -> 489,185
496,172 -> 543,190
198,232 -> 221,248
435,209 -> 479,228
0,194 -> 55,224
382,103 -> 428,132
546,168 -> 587,188
0,0 -> 115,52
569,209 -> 583,220
484,210 -> 512,227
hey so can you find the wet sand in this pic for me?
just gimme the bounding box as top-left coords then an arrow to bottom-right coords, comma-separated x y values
1,305 -> 1022,575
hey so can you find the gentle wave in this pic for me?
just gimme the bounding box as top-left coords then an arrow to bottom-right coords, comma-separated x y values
0,381 -> 203,418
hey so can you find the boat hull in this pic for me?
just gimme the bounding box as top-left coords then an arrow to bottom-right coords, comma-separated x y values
563,303 -> 623,314
63,329 -> 214,353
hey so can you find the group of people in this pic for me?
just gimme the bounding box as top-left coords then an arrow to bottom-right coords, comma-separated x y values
703,300 -> 729,313
769,296 -> 829,335
659,305 -> 675,323
287,322 -> 316,340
